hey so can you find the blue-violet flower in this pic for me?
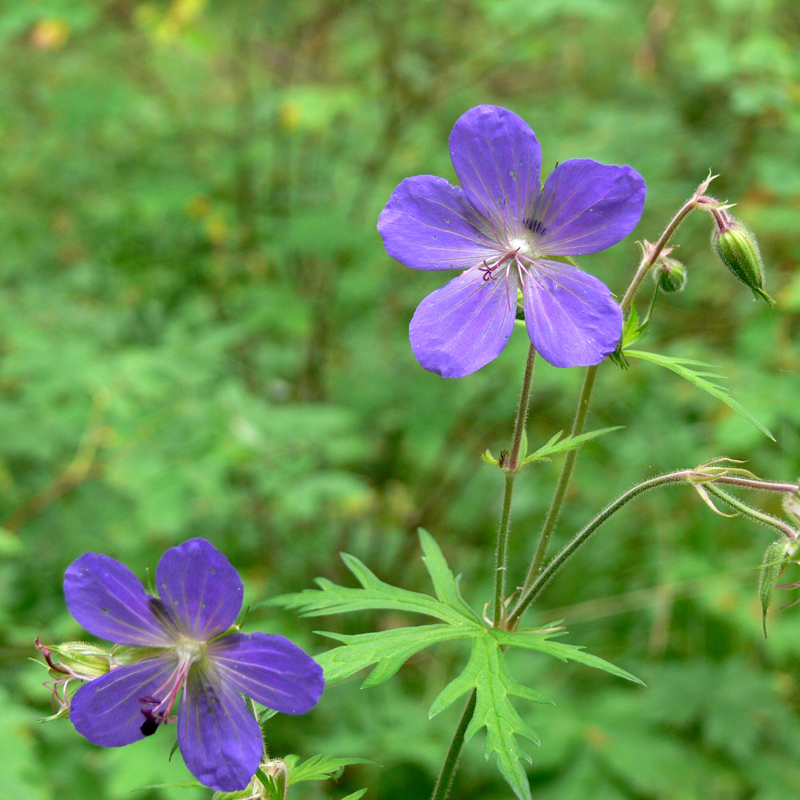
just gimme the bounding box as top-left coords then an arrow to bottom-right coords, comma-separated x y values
378,105 -> 646,377
63,538 -> 324,791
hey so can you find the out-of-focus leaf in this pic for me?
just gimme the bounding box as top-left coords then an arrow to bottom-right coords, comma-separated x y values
626,350 -> 774,440
521,427 -> 623,464
759,538 -> 789,636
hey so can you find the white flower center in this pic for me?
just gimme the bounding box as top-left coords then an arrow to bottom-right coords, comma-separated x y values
508,237 -> 533,257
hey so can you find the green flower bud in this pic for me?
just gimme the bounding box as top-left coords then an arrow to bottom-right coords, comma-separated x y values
653,255 -> 687,293
36,638 -> 112,680
711,210 -> 774,306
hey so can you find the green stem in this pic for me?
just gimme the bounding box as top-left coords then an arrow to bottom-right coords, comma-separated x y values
639,282 -> 661,328
704,483 -> 798,540
517,363 -> 599,601
493,345 -> 536,626
715,476 -> 798,494
510,470 -> 692,627
619,190 -> 706,313
431,346 -> 535,799
493,472 -> 516,627
430,690 -> 477,800
512,180 -> 714,621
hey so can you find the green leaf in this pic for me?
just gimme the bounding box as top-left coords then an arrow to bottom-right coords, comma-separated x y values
286,754 -> 376,785
759,538 -> 789,637
429,634 -> 547,800
339,791 -> 368,800
621,303 -> 644,348
266,551 -> 476,626
491,630 -> 644,685
610,304 -> 643,367
481,448 -> 499,465
317,624 -> 477,686
625,349 -> 774,440
521,426 -> 623,464
418,529 -> 482,623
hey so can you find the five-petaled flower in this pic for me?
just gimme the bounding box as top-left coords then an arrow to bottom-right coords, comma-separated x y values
378,105 -> 646,378
63,538 -> 324,791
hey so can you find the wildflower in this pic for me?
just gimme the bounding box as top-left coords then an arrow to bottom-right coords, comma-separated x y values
63,538 -> 324,792
378,105 -> 646,377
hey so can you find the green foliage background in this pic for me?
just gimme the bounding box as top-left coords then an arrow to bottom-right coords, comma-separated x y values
1,0 -> 799,797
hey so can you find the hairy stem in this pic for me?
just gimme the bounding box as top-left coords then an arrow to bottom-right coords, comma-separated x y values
517,364 -> 599,600
430,691 -> 477,800
510,470 -> 799,626
431,346 -> 535,799
510,470 -> 692,625
513,179 -> 715,619
493,345 -> 536,626
620,182 -> 711,312
704,483 -> 798,540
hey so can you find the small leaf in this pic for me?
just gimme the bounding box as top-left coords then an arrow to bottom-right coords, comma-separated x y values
621,303 -> 643,348
339,791 -> 368,800
287,754 -> 376,785
521,427 -> 623,464
519,428 -> 528,461
482,449 -> 499,465
759,538 -> 789,636
626,349 -> 774,440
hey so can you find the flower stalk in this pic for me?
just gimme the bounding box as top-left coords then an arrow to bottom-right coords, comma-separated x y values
510,470 -> 798,627
513,174 -> 721,621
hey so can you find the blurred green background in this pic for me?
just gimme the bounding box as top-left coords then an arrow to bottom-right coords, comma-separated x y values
1,0 -> 799,798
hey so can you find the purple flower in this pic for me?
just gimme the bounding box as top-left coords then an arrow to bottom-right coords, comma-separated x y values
63,538 -> 324,792
378,105 -> 646,378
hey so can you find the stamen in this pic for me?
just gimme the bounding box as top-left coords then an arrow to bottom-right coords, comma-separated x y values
136,644 -> 202,735
478,248 -> 520,282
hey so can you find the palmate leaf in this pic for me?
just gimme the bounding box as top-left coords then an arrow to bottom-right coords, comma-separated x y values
270,531 -> 641,800
520,426 -> 623,464
625,349 -> 774,440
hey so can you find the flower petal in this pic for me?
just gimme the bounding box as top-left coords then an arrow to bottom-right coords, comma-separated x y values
156,538 -> 243,641
207,632 -> 324,715
410,267 -> 518,378
64,553 -> 173,647
178,666 -> 263,792
377,175 -> 496,271
522,261 -> 622,367
533,159 -> 646,256
70,656 -> 176,747
449,105 -> 542,228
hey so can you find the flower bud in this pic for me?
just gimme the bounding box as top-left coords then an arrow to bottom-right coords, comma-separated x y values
36,638 -> 113,680
35,638 -> 114,720
653,255 -> 687,293
710,210 -> 774,306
